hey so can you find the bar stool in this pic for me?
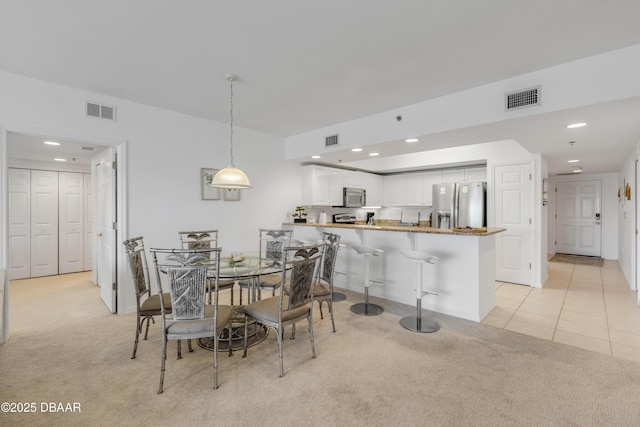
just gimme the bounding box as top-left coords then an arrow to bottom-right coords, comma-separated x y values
399,250 -> 440,333
350,244 -> 384,316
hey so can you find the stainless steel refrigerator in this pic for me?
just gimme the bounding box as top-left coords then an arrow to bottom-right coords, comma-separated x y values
432,181 -> 486,229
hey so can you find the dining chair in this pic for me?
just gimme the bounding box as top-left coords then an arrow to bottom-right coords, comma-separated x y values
238,228 -> 293,303
150,247 -> 233,394
123,236 -> 172,359
242,243 -> 323,377
288,232 -> 341,338
178,230 -> 236,304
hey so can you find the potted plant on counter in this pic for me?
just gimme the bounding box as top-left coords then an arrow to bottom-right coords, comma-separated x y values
292,206 -> 308,223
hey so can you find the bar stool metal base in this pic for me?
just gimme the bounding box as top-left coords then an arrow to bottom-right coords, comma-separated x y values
350,302 -> 383,316
332,292 -> 347,302
399,316 -> 440,333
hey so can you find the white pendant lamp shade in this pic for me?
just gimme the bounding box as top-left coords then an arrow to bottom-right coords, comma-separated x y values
211,166 -> 251,189
210,73 -> 252,189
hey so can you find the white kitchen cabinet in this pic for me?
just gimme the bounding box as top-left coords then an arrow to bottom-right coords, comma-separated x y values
328,168 -> 344,205
406,172 -> 426,205
344,170 -> 367,189
301,165 -> 330,206
422,170 -> 442,205
442,168 -> 465,183
384,174 -> 407,206
300,165 -> 345,206
365,173 -> 384,206
464,166 -> 487,181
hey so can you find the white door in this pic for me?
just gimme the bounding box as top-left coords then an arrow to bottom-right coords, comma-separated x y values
83,173 -> 92,272
8,168 -> 31,280
93,148 -> 116,313
494,163 -> 533,285
555,180 -> 602,257
59,172 -> 84,274
30,170 -> 59,277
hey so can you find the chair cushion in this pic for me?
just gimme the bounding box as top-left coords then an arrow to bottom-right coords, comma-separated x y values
243,296 -> 309,324
215,279 -> 235,290
283,279 -> 329,298
204,304 -> 234,329
140,293 -> 172,315
239,273 -> 282,289
313,282 -> 330,298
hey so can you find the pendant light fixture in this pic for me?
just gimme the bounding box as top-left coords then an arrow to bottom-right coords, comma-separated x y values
210,73 -> 252,189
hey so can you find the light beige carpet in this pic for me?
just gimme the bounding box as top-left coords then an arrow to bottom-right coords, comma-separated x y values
550,253 -> 605,267
2,272 -> 640,426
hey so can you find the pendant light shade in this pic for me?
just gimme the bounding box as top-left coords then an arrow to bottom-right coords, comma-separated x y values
211,166 -> 251,189
210,74 -> 252,189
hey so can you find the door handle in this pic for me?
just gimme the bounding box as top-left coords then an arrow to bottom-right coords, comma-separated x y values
97,232 -> 103,237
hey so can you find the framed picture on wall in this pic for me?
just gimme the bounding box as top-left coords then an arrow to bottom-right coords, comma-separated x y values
201,168 -> 220,200
223,188 -> 241,201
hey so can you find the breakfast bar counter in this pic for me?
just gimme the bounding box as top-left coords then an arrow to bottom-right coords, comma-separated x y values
283,222 -> 506,322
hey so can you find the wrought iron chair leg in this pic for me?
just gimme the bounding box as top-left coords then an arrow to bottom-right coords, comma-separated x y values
308,314 -> 317,359
277,327 -> 284,378
177,340 -> 182,359
132,318 -> 141,359
188,339 -> 194,353
158,337 -> 167,394
242,317 -> 249,358
290,323 -> 296,340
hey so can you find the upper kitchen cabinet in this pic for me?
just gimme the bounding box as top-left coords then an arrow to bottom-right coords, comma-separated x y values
406,172 -> 427,205
442,166 -> 486,182
365,173 -> 384,206
301,165 -> 344,206
384,174 -> 407,206
344,170 -> 367,189
422,170 -> 442,205
464,166 -> 487,181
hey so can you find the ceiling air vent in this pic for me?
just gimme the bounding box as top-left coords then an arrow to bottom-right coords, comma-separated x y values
505,85 -> 541,111
325,134 -> 339,147
86,101 -> 116,121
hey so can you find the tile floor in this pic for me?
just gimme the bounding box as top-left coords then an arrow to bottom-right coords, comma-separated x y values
482,258 -> 640,362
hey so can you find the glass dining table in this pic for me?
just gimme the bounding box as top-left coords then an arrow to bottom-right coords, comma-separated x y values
199,253 -> 286,352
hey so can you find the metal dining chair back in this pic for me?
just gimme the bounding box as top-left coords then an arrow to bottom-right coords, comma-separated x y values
242,243 -> 323,377
123,236 -> 172,359
150,247 -> 233,394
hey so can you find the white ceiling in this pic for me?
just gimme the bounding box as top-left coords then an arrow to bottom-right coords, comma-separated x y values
2,1 -> 640,173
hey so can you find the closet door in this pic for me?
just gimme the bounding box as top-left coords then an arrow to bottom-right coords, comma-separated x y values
83,173 -> 92,271
59,172 -> 84,274
8,169 -> 31,280
31,170 -> 59,277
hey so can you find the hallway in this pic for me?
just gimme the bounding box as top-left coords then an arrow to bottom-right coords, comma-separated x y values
483,259 -> 640,362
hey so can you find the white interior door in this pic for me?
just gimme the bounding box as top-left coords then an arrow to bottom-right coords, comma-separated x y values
494,163 -> 533,285
93,148 -> 116,313
8,168 -> 30,280
83,173 -> 92,272
555,180 -> 602,257
30,170 -> 58,278
59,172 -> 84,274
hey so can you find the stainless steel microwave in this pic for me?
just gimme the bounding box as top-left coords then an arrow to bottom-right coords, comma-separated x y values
343,187 -> 366,208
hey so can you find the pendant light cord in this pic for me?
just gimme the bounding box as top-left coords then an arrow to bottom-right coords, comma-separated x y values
229,77 -> 234,166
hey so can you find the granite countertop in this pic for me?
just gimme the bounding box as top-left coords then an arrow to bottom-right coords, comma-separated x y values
284,221 -> 506,236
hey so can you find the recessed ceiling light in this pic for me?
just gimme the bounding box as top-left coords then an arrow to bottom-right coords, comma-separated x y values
566,122 -> 587,129
405,138 -> 419,143
369,152 -> 379,156
44,141 -> 60,146
311,155 -> 321,159
54,158 -> 66,162
572,169 -> 583,173
352,148 -> 363,152
568,159 -> 580,163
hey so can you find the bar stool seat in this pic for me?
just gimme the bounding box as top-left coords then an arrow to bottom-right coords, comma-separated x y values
350,244 -> 384,316
400,249 -> 440,333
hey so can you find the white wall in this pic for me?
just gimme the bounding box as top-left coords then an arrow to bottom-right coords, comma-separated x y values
547,173 -> 619,262
618,144 -> 638,290
0,70 -> 300,326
